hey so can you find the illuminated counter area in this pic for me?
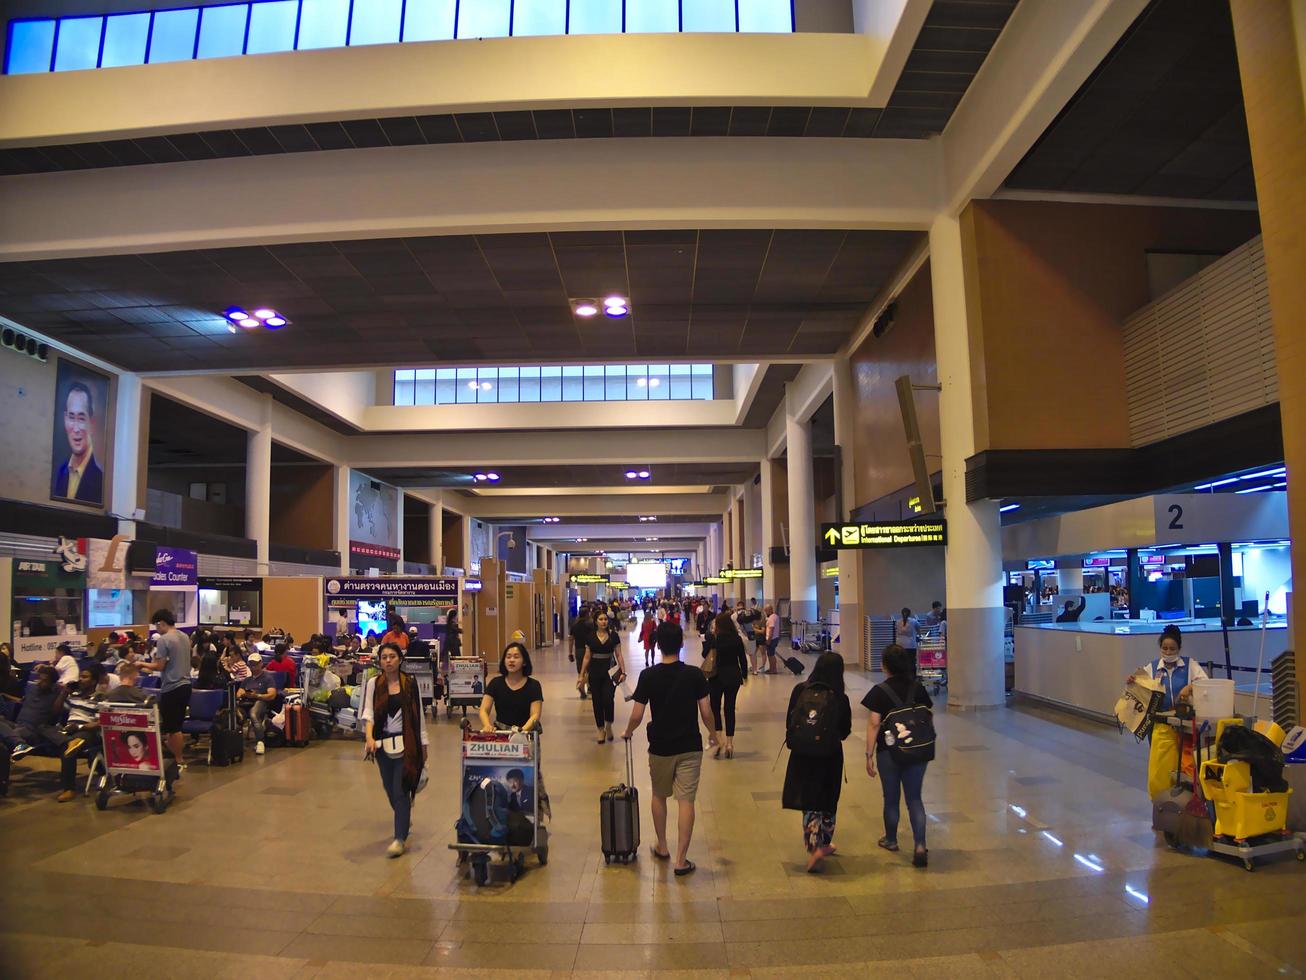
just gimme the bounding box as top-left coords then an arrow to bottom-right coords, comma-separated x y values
1015,619 -> 1289,722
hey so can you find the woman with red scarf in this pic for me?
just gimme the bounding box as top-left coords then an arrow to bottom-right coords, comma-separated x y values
363,643 -> 429,858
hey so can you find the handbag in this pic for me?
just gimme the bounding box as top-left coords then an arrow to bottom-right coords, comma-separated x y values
381,734 -> 405,758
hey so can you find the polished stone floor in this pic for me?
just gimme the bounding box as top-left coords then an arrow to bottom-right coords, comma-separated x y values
3,626 -> 1305,978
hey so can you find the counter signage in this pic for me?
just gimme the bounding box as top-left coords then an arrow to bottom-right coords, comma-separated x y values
463,578 -> 483,592
1141,555 -> 1166,566
324,576 -> 459,609
199,576 -> 263,593
821,520 -> 946,550
152,548 -> 197,587
1082,557 -> 1111,568
15,634 -> 87,663
1026,559 -> 1055,571
14,557 -> 86,590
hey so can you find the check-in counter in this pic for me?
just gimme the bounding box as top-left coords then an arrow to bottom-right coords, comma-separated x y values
1015,620 -> 1290,722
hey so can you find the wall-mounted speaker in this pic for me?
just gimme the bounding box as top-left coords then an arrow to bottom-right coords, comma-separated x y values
871,301 -> 898,340
2,327 -> 48,362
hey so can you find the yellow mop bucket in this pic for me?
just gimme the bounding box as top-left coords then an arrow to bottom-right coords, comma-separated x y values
1199,759 -> 1292,840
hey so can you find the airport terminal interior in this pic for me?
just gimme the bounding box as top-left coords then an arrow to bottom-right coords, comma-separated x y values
0,0 -> 1304,975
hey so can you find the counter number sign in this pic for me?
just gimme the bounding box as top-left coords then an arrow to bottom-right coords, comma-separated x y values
820,520 -> 947,549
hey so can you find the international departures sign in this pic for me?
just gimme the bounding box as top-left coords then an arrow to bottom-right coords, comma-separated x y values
820,520 -> 947,549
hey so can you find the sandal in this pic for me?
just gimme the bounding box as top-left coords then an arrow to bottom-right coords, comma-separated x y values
877,837 -> 899,852
673,860 -> 696,877
650,846 -> 671,861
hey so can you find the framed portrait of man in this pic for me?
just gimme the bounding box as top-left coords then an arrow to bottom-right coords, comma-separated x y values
50,359 -> 110,508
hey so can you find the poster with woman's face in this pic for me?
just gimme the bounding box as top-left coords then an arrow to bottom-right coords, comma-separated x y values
101,719 -> 160,774
50,360 -> 110,508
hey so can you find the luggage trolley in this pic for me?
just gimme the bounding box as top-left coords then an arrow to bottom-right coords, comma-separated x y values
450,729 -> 549,885
444,656 -> 487,719
93,702 -> 178,813
916,627 -> 948,694
792,620 -> 832,654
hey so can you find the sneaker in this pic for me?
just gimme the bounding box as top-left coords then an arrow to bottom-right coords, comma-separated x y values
255,741 -> 265,756
386,838 -> 407,858
10,743 -> 34,760
63,737 -> 86,758
56,789 -> 75,803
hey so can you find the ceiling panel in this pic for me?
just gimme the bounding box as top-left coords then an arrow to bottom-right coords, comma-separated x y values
0,229 -> 922,372
1004,0 -> 1254,201
357,462 -> 758,491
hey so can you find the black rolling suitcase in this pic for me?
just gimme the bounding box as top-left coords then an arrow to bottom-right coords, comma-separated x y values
600,738 -> 640,864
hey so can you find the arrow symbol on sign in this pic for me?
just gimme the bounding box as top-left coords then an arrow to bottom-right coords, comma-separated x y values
824,528 -> 840,545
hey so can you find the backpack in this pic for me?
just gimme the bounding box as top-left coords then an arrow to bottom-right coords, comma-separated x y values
877,680 -> 936,765
785,683 -> 841,758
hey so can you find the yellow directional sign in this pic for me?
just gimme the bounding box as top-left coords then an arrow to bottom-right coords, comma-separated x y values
569,574 -> 610,584
721,568 -> 763,580
703,576 -> 729,584
820,520 -> 946,549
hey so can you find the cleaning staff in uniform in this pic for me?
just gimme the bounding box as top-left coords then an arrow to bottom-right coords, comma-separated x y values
1127,624 -> 1207,799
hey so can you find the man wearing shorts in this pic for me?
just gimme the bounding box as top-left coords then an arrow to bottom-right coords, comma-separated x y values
140,609 -> 191,773
622,621 -> 716,877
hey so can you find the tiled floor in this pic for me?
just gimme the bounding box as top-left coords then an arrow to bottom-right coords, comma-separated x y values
3,626 -> 1304,978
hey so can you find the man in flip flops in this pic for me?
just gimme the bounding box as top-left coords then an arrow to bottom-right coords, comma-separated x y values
622,621 -> 717,877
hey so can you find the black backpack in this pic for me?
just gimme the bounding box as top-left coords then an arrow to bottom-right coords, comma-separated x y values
786,683 -> 841,758
877,680 -> 936,765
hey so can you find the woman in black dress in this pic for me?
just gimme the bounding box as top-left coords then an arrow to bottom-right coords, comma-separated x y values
706,612 -> 749,759
478,642 -> 543,733
577,609 -> 626,743
782,652 -> 852,873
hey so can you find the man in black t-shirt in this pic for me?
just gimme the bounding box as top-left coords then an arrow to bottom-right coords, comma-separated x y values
622,622 -> 716,877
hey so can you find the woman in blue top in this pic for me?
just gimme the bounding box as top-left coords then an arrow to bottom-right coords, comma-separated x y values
1127,624 -> 1207,799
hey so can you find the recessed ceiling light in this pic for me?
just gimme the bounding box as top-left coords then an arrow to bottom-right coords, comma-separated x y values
264,316 -> 287,328
239,318 -> 260,328
604,295 -> 626,308
605,304 -> 629,318
625,470 -> 639,479
473,473 -> 487,481
225,306 -> 288,330
638,470 -> 650,479
486,472 -> 500,481
575,304 -> 598,317
253,309 -> 276,320
226,309 -> 248,322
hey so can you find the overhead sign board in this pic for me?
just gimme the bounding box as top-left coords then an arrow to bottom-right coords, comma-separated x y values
822,566 -> 839,577
820,520 -> 946,550
721,568 -> 762,580
703,576 -> 729,584
569,574 -> 609,584
323,576 -> 459,609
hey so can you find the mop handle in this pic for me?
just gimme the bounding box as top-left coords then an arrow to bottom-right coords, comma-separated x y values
1249,592 -> 1269,722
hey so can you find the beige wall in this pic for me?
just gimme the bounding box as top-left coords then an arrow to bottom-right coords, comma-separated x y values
262,576 -> 323,642
0,350 -> 115,513
961,199 -> 1262,451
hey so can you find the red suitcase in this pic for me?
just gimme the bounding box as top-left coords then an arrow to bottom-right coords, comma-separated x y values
284,703 -> 311,747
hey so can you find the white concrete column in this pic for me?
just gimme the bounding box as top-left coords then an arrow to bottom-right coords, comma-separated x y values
930,213 -> 1006,707
786,386 -> 818,622
333,464 -> 351,574
245,396 -> 273,573
760,458 -> 776,608
729,492 -> 742,600
429,495 -> 443,573
832,354 -> 865,669
110,372 -> 145,537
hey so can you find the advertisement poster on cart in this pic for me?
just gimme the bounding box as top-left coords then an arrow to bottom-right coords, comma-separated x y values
463,764 -> 538,827
462,731 -> 532,761
448,659 -> 485,698
98,710 -> 162,775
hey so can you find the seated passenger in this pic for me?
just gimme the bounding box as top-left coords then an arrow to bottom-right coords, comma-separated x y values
102,663 -> 151,704
264,644 -> 297,685
50,643 -> 80,686
0,666 -> 70,798
237,653 -> 277,756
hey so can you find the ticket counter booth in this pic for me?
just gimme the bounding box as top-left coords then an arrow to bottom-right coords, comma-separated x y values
3,556 -> 86,663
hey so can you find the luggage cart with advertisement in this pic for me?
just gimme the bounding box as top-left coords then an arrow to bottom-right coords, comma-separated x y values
302,654 -> 365,739
93,702 -> 178,813
917,628 -> 948,694
444,656 -> 487,719
402,657 -> 437,718
450,729 -> 549,886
